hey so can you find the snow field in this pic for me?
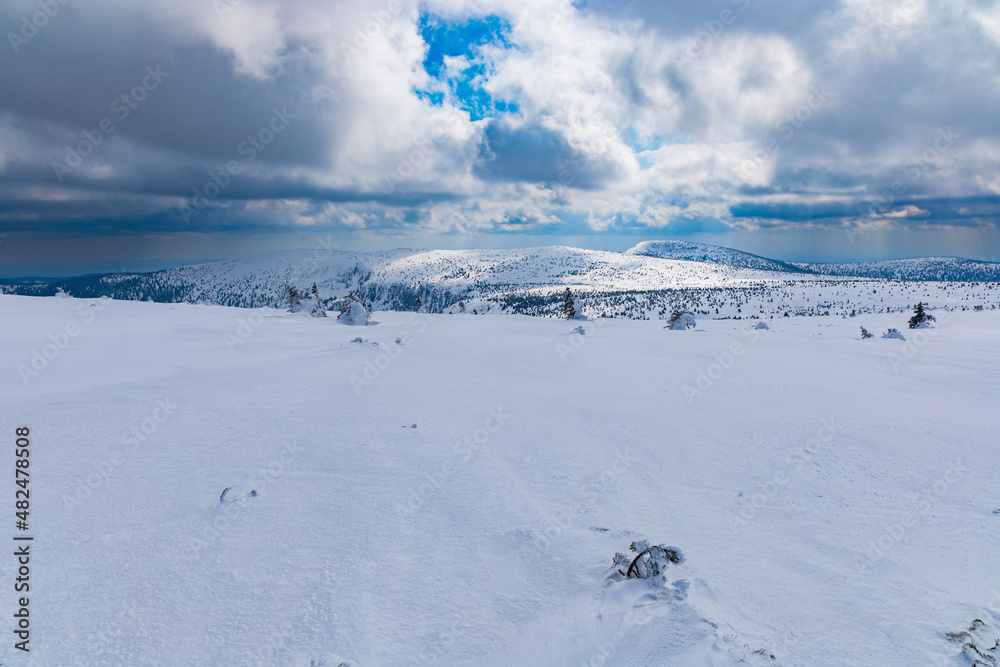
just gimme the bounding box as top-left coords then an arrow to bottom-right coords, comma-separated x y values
1,294 -> 999,666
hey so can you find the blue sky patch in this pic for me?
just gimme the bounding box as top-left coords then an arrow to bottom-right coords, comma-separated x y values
416,11 -> 519,121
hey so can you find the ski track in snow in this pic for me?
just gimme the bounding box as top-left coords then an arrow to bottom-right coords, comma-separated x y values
1,293 -> 999,666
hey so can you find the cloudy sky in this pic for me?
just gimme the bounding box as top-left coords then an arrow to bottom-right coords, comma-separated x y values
1,0 -> 999,275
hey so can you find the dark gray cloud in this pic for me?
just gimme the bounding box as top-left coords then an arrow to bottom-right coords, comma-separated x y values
0,0 -> 997,267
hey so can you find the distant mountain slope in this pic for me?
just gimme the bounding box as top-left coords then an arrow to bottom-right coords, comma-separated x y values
625,240 -> 1000,282
791,257 -> 1000,282
625,240 -> 809,274
3,242 -> 998,319
0,245 -> 829,315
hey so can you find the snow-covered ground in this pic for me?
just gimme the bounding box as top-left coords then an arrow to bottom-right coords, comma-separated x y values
2,294 -> 999,666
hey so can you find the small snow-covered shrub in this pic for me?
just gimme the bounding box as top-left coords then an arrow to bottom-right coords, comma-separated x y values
571,325 -> 587,335
755,321 -> 769,330
665,311 -> 696,331
54,287 -> 71,298
338,292 -> 370,326
610,540 -> 684,584
860,326 -> 873,339
883,328 -> 905,341
286,284 -> 327,317
945,618 -> 998,667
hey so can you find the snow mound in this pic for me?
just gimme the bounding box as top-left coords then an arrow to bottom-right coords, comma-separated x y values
883,328 -> 906,340
666,312 -> 697,330
338,298 -> 369,326
755,322 -> 769,330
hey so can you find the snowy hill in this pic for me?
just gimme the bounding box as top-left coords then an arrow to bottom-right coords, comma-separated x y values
625,240 -> 809,274
792,256 -> 1000,282
3,244 -> 1000,320
624,240 -> 1000,282
3,293 -> 998,665
1,246 -> 830,315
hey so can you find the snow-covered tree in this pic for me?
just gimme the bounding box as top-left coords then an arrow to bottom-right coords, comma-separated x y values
562,288 -> 576,319
413,296 -> 423,312
285,284 -> 303,312
666,310 -> 696,330
309,283 -> 327,318
908,302 -> 935,329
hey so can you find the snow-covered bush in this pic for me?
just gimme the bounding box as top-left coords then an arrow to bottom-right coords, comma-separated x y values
338,292 -> 370,326
443,298 -> 495,315
286,284 -> 327,317
945,618 -> 997,666
908,302 -> 935,329
308,283 -> 327,318
610,541 -> 684,584
54,287 -> 71,298
755,321 -> 769,330
561,288 -> 587,320
665,311 -> 696,330
413,297 -> 429,314
860,326 -> 873,339
883,328 -> 905,341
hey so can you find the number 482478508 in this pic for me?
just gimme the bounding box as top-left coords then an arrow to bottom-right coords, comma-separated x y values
15,427 -> 30,529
